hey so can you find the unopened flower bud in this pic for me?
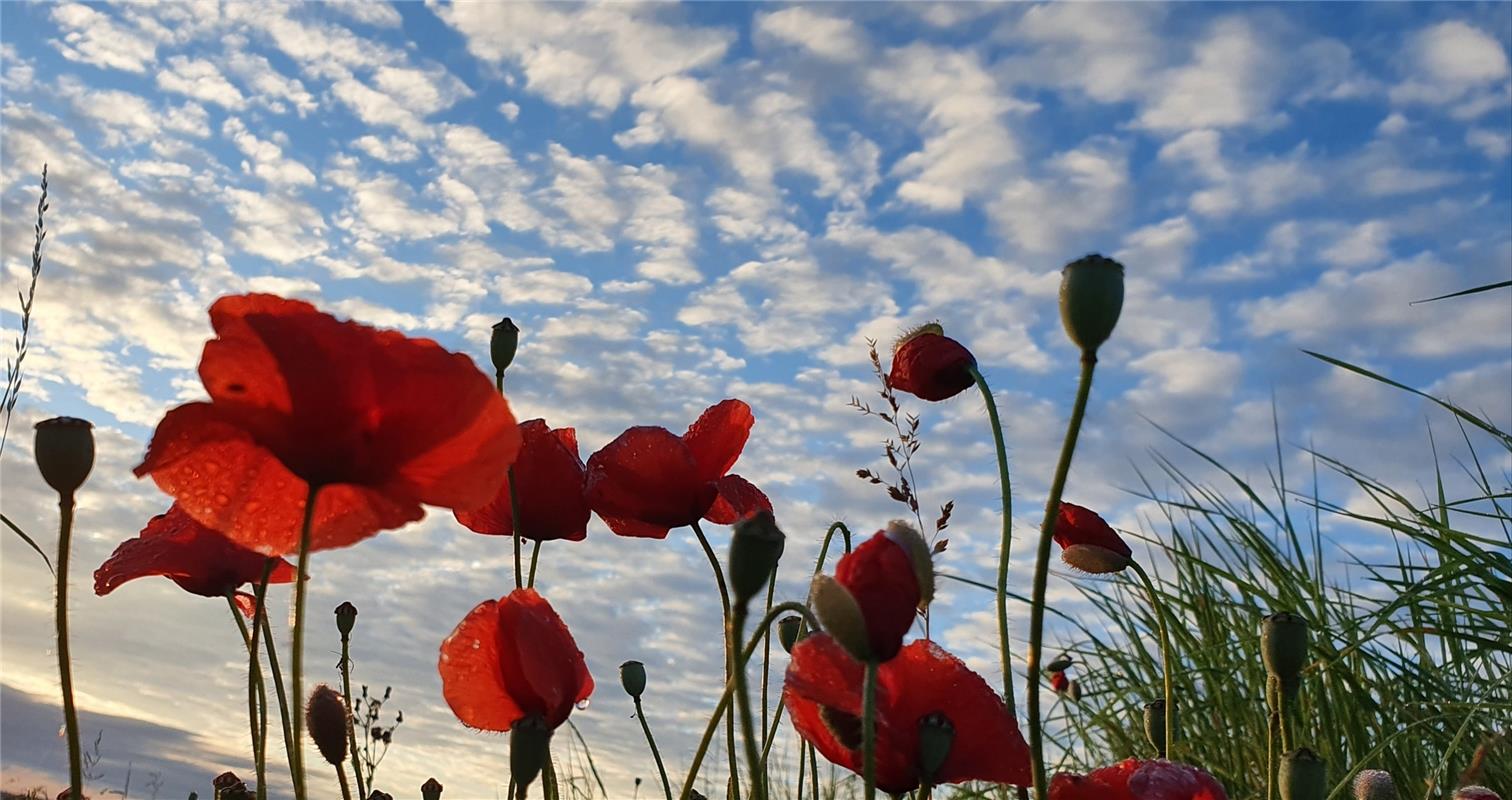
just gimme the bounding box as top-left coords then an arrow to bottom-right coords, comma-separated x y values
335,602 -> 358,636
1352,770 -> 1396,800
619,660 -> 647,699
491,318 -> 519,377
1263,611 -> 1310,693
421,778 -> 444,800
1045,656 -> 1074,673
1061,543 -> 1133,574
1059,254 -> 1125,354
1454,787 -> 1502,800
884,520 -> 935,611
777,616 -> 803,653
1143,699 -> 1176,757
1281,748 -> 1327,800
212,772 -> 253,800
1066,679 -> 1081,702
809,574 -> 871,662
689,792 -> 709,800
728,510 -> 785,608
305,684 -> 350,766
34,416 -> 94,496
916,711 -> 954,786
509,715 -> 553,800
367,793 -> 393,800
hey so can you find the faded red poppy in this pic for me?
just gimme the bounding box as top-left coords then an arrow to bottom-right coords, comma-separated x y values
833,531 -> 921,662
584,399 -> 769,538
1054,502 -> 1134,574
1051,758 -> 1229,800
456,419 -> 590,542
785,635 -> 1031,793
94,505 -> 297,616
888,326 -> 977,402
438,588 -> 593,732
1050,670 -> 1070,694
134,294 -> 521,555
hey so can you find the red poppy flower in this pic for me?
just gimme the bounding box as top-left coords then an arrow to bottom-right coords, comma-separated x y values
94,505 -> 297,616
831,531 -> 921,662
888,325 -> 977,402
456,419 -> 590,542
1050,670 -> 1070,694
785,635 -> 1031,793
134,294 -> 521,555
438,588 -> 593,732
584,399 -> 770,538
1051,758 -> 1229,800
1053,502 -> 1134,574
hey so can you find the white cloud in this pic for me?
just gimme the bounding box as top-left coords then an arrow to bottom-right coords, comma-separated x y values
499,101 -> 521,121
1392,21 -> 1511,119
989,139 -> 1128,253
754,7 -> 867,63
1466,127 -> 1512,160
155,55 -> 246,109
223,49 -> 318,116
372,64 -> 473,116
1137,16 -> 1288,131
224,186 -> 327,263
1158,130 -> 1322,218
49,2 -> 158,72
353,134 -> 421,163
222,117 -> 316,187
1116,216 -> 1198,280
1318,220 -> 1392,268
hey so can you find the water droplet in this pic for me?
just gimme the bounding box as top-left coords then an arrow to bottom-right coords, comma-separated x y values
574,698 -> 590,710
214,493 -> 230,505
471,639 -> 481,650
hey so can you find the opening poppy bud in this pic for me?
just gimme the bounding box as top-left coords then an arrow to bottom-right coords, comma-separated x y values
1352,770 -> 1397,800
728,510 -> 785,609
1454,787 -> 1503,800
1061,543 -> 1133,574
1143,699 -> 1176,756
1262,611 -> 1310,693
888,323 -> 978,402
1045,655 -> 1074,673
335,601 -> 358,636
421,778 -> 443,800
809,574 -> 871,662
509,714 -> 553,800
305,684 -> 350,766
1280,747 -> 1327,800
916,711 -> 955,786
34,416 -> 94,496
777,615 -> 803,653
619,660 -> 647,699
491,317 -> 519,377
1059,253 -> 1125,354
884,519 -> 935,611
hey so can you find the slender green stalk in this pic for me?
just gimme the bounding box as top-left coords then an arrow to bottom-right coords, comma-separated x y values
510,467 -> 524,589
227,595 -> 266,800
339,628 -> 365,799
731,606 -> 764,800
55,493 -> 83,797
290,486 -> 321,800
759,572 -> 776,738
543,750 -> 559,800
796,740 -> 806,800
261,600 -> 295,775
861,661 -> 878,800
252,563 -> 275,800
528,538 -> 543,588
807,744 -> 818,800
1266,676 -> 1279,800
689,521 -> 739,800
756,696 -> 786,775
633,695 -> 673,800
969,365 -> 1018,715
1129,561 -> 1174,758
1026,354 -> 1098,798
336,764 -> 353,800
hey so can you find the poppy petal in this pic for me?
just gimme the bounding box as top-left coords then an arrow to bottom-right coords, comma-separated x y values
704,474 -> 773,525
785,633 -> 864,717
496,590 -> 593,728
585,426 -> 714,530
784,680 -> 861,776
439,599 -> 525,732
456,420 -> 589,542
682,399 -> 753,483
95,507 -> 298,598
597,515 -> 671,540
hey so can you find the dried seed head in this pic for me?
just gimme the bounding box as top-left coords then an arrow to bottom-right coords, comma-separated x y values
335,602 -> 358,636
1453,788 -> 1502,800
420,778 -> 444,800
305,684 -> 350,765
916,712 -> 955,786
1143,699 -> 1176,757
1262,611 -> 1310,692
777,615 -> 803,654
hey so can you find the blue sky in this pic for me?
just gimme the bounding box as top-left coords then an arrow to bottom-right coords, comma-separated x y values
1,2 -> 1509,798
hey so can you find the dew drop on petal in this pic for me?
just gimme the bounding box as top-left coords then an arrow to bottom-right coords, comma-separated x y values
575,698 -> 590,710
472,639 -> 481,650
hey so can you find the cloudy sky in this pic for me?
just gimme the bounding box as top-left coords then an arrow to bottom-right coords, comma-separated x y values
1,2 -> 1509,798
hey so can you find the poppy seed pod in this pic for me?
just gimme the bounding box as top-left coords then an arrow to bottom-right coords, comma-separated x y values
1281,748 -> 1327,800
421,778 -> 443,800
884,520 -> 935,611
509,715 -> 553,800
728,510 -> 785,608
335,601 -> 358,636
1143,699 -> 1176,756
619,660 -> 647,699
1454,787 -> 1503,800
777,615 -> 803,653
916,711 -> 955,786
809,574 -> 871,662
1059,253 -> 1125,354
1263,611 -> 1310,692
1352,770 -> 1397,800
491,317 -> 519,377
305,684 -> 350,765
34,416 -> 94,496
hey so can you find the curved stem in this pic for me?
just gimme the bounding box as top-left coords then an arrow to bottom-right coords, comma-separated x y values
55,493 -> 83,798
861,660 -> 878,800
509,466 -> 524,589
634,697 -> 674,800
689,520 -> 739,800
969,365 -> 1017,715
339,630 -> 365,800
528,538 -> 543,588
731,607 -> 764,800
290,485 -> 321,800
1026,354 -> 1098,798
227,595 -> 266,800
1129,561 -> 1174,758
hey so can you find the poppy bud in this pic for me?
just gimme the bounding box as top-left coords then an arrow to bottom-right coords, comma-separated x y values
491,317 -> 519,377
335,601 -> 358,636
809,574 -> 871,662
367,793 -> 393,800
509,715 -> 553,800
1352,770 -> 1397,800
916,711 -> 954,786
888,323 -> 978,402
728,510 -> 785,609
1454,787 -> 1503,800
1053,503 -> 1133,574
1059,253 -> 1124,354
305,684 -> 349,766
1045,655 -> 1074,673
777,615 -> 802,653
690,792 -> 709,800
1280,748 -> 1327,800
212,772 -> 253,800
619,660 -> 647,699
421,778 -> 443,800
1262,611 -> 1310,692
884,520 -> 935,611
34,416 -> 94,496
1066,678 -> 1081,702
1143,699 -> 1175,756
1049,670 -> 1069,694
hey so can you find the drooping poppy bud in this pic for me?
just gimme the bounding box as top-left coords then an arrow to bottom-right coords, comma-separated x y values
1059,253 -> 1124,354
728,509 -> 785,608
888,323 -> 977,402
1454,787 -> 1503,800
1352,770 -> 1396,800
1143,699 -> 1175,756
1053,503 -> 1133,574
1045,655 -> 1074,673
1263,611 -> 1310,693
620,660 -> 647,700
809,574 -> 872,662
916,711 -> 954,787
306,684 -> 350,766
421,778 -> 443,800
34,416 -> 94,496
1280,748 -> 1326,800
335,602 -> 358,636
1066,679 -> 1082,702
491,317 -> 519,377
510,715 -> 552,800
831,530 -> 923,662
884,520 -> 935,611
777,616 -> 803,653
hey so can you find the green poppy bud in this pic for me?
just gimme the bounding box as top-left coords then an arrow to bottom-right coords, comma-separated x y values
619,660 -> 647,700
509,715 -> 553,800
914,711 -> 954,787
421,779 -> 444,800
884,519 -> 935,611
1263,611 -> 1310,692
809,574 -> 871,662
777,615 -> 803,653
1281,748 -> 1327,800
491,317 -> 519,377
1045,655 -> 1074,673
1143,699 -> 1175,757
305,684 -> 350,766
728,510 -> 785,609
1058,254 -> 1125,354
34,416 -> 94,496
367,792 -> 393,800
1352,770 -> 1396,800
335,602 -> 358,636
1066,679 -> 1081,702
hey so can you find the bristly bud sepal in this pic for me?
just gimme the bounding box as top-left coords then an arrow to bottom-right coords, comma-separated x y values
1059,253 -> 1125,355
1352,769 -> 1397,800
809,574 -> 872,662
305,684 -> 350,765
884,519 -> 935,611
34,416 -> 95,496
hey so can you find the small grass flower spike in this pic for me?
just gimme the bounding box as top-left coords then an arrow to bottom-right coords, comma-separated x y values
456,419 -> 592,542
887,323 -> 977,402
1050,758 -> 1229,800
1053,502 -> 1133,574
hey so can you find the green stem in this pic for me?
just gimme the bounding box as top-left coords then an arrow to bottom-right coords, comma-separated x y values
543,751 -> 559,800
759,572 -> 776,743
1026,354 -> 1098,798
969,365 -> 1017,715
634,696 -> 674,800
528,538 -> 543,588
290,485 -> 321,800
795,739 -> 806,800
807,744 -> 818,800
731,607 -> 764,800
510,466 -> 523,589
1129,562 -> 1174,758
55,493 -> 83,798
340,629 -> 366,799
862,660 -> 878,800
690,521 -> 739,800
228,595 -> 266,800
1266,676 -> 1279,800
261,598 -> 295,776
336,763 -> 353,800
756,697 -> 785,775
252,563 -> 274,800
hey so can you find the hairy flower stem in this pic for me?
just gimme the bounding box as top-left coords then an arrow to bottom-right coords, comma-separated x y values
54,493 -> 83,797
1129,561 -> 1175,758
260,598 -> 295,776
633,695 -> 673,800
227,595 -> 268,800
731,607 -> 765,800
690,521 -> 740,800
1266,676 -> 1279,800
807,745 -> 818,800
336,764 -> 353,800
252,563 -> 275,800
528,539 -> 543,588
795,741 -> 806,800
509,467 -> 524,589
290,486 -> 321,800
1026,354 -> 1098,799
969,365 -> 1017,716
759,572 -> 776,739
862,660 -> 879,800
339,628 -> 365,799
679,602 -> 820,800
